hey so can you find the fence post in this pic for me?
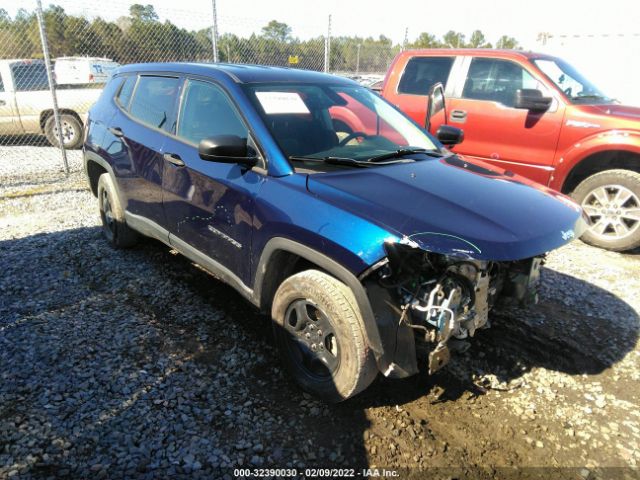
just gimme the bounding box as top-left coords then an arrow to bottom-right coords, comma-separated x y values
35,0 -> 69,176
210,0 -> 219,62
324,14 -> 331,73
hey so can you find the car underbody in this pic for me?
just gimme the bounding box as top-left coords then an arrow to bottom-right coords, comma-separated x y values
366,240 -> 544,376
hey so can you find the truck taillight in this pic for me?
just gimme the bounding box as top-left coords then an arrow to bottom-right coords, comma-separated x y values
89,74 -> 94,82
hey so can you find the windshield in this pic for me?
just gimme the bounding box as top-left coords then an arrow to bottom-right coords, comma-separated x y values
244,82 -> 439,169
533,58 -> 612,104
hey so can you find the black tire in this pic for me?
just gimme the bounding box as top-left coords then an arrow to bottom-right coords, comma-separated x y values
44,113 -> 83,149
271,270 -> 377,403
571,169 -> 640,251
97,173 -> 139,248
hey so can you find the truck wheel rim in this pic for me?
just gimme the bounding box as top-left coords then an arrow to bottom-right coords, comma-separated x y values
53,120 -> 77,145
283,299 -> 340,379
581,184 -> 640,240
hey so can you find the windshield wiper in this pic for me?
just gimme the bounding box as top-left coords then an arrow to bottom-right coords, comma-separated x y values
571,94 -> 610,102
289,155 -> 374,168
289,155 -> 416,168
367,148 -> 445,163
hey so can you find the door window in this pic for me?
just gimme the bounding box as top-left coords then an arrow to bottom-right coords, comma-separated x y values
462,58 -> 540,107
116,75 -> 137,110
177,79 -> 248,145
397,56 -> 454,95
129,75 -> 179,131
11,63 -> 50,92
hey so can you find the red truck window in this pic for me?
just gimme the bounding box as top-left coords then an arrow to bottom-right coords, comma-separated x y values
461,58 -> 538,107
397,57 -> 454,95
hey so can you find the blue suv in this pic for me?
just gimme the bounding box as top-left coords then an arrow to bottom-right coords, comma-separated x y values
84,63 -> 585,402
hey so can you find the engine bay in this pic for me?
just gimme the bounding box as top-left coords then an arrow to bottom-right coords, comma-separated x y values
376,241 -> 544,374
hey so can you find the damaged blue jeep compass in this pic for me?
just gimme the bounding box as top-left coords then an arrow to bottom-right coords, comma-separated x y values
84,63 -> 586,402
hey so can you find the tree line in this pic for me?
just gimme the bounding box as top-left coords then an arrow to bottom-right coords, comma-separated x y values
0,4 -> 520,73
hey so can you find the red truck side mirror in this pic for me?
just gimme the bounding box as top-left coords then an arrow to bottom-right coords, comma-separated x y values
426,82 -> 446,132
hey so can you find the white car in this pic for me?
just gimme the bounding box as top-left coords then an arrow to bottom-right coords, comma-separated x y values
0,59 -> 102,148
54,57 -> 119,85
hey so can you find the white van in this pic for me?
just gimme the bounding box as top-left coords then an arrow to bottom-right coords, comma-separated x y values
54,57 -> 119,85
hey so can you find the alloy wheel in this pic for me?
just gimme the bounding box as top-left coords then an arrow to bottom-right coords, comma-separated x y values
581,184 -> 640,240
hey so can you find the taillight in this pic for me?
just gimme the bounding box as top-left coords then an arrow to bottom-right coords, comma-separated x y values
89,74 -> 94,82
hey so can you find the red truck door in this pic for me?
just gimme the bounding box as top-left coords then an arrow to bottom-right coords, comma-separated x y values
388,55 -> 457,127
444,57 -> 564,185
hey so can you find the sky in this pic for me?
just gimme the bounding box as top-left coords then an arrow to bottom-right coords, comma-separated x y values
5,0 -> 640,49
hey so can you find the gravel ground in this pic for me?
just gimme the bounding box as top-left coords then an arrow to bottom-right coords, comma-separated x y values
1,147 -> 639,479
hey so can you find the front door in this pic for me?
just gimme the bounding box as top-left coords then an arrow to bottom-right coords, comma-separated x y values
162,78 -> 266,284
0,71 -> 20,135
442,57 -> 564,185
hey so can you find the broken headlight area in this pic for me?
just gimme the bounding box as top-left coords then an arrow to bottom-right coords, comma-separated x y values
377,242 -> 544,374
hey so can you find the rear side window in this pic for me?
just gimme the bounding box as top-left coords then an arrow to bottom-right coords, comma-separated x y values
462,58 -> 537,107
11,63 -> 50,92
177,79 -> 247,144
398,57 -> 454,95
116,75 -> 137,110
129,76 -> 179,131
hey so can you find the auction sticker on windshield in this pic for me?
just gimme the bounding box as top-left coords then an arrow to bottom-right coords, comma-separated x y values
255,91 -> 310,114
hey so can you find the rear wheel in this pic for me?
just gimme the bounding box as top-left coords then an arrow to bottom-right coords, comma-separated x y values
44,113 -> 83,149
97,173 -> 139,248
271,270 -> 377,403
572,169 -> 640,251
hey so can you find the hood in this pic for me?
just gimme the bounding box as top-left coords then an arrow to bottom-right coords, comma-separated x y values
307,156 -> 587,261
572,104 -> 640,126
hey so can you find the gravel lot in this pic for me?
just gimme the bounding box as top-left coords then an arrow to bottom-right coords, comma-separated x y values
1,147 -> 639,479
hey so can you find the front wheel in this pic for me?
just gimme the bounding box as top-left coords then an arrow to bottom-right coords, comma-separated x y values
572,169 -> 640,251
271,270 -> 377,403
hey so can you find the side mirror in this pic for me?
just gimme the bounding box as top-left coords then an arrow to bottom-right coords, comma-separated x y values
514,89 -> 553,112
436,125 -> 464,146
198,135 -> 258,167
425,82 -> 446,132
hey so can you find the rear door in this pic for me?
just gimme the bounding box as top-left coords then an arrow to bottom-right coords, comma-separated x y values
444,57 -> 563,184
10,61 -> 53,134
106,73 -> 180,227
162,78 -> 266,284
387,55 -> 457,127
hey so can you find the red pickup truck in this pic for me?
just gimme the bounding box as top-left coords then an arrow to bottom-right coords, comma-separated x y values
381,49 -> 640,251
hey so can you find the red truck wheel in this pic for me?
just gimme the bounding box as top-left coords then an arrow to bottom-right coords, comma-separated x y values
572,169 -> 640,251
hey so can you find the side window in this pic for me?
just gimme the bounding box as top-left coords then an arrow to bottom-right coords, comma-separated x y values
177,79 -> 248,145
116,75 -> 136,110
0,73 -> 4,92
462,58 -> 538,107
397,57 -> 454,95
11,63 -> 50,92
129,75 -> 179,131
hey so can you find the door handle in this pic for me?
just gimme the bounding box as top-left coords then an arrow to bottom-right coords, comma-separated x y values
163,152 -> 185,167
450,110 -> 467,123
109,126 -> 124,137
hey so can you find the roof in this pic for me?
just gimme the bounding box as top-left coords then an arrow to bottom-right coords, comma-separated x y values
115,62 -> 356,85
398,48 -> 557,61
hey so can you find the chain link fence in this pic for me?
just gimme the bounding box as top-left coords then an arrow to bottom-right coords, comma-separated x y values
0,0 -> 405,174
